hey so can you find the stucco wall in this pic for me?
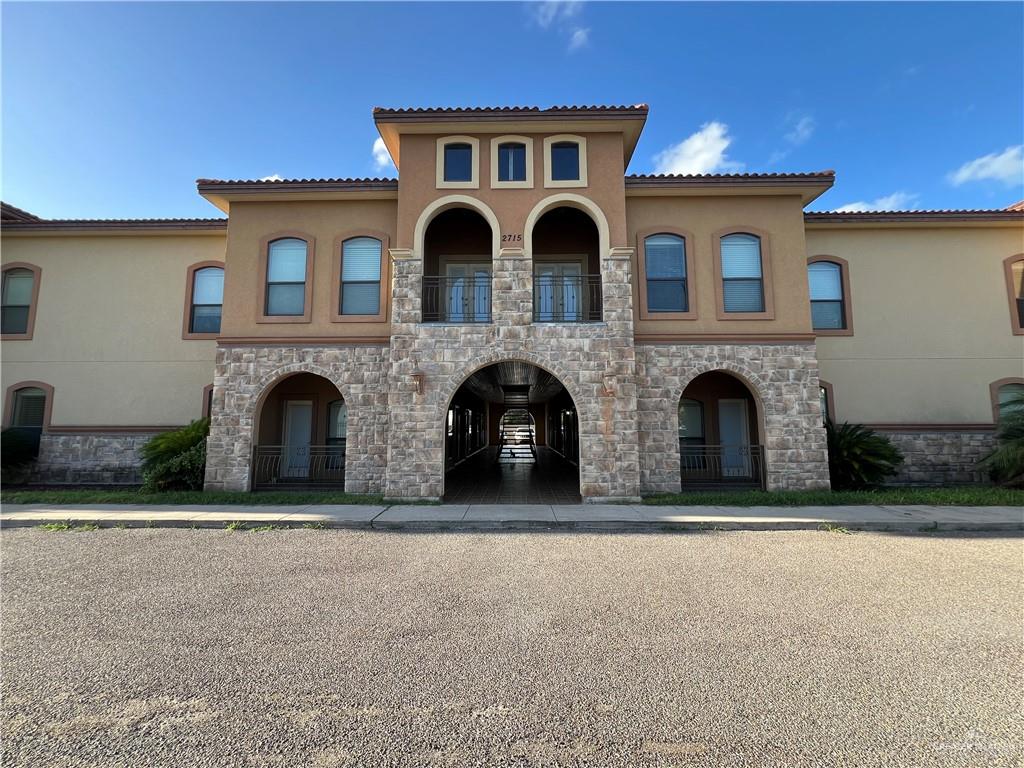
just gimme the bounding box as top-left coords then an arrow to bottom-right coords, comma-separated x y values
805,224 -> 1024,425
1,232 -> 223,426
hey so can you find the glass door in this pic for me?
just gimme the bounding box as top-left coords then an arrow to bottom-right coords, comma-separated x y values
718,399 -> 751,477
283,400 -> 313,478
445,262 -> 490,322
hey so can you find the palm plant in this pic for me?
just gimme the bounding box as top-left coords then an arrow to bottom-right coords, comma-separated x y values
978,392 -> 1024,487
140,418 -> 209,491
825,420 -> 904,490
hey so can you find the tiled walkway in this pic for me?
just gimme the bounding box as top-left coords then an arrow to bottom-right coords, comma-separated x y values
443,447 -> 581,504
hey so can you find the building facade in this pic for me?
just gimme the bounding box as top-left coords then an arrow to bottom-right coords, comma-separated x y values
2,105 -> 1022,500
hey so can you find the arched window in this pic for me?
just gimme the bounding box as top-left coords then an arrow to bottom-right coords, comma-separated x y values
264,237 -> 309,317
4,383 -> 51,458
497,142 -> 527,182
644,234 -> 688,313
436,136 -> 480,188
1005,255 -> 1024,335
339,237 -> 382,316
543,135 -> 588,187
188,266 -> 224,334
808,261 -> 845,330
443,143 -> 473,182
720,234 -> 764,313
1,264 -> 40,338
996,382 -> 1024,421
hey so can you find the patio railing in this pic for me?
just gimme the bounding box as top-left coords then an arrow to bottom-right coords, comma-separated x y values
680,443 -> 765,489
422,276 -> 492,323
252,443 -> 346,489
533,274 -> 602,322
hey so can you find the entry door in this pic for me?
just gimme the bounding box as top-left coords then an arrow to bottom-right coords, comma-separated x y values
718,399 -> 751,477
535,262 -> 582,321
283,400 -> 313,478
446,262 -> 490,321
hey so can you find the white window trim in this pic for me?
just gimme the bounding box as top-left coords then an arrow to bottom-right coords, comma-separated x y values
543,134 -> 587,188
436,136 -> 480,189
489,135 -> 534,189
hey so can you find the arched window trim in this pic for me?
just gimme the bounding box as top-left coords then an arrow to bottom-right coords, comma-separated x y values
712,227 -> 776,320
3,380 -> 54,430
489,135 -> 534,189
990,377 -> 1024,424
331,231 -> 390,323
258,232 -> 314,324
543,134 -> 588,188
202,383 -> 215,419
636,227 -> 697,320
436,136 -> 480,189
807,255 -> 854,336
818,379 -> 836,423
182,261 -> 225,340
1004,254 -> 1024,336
1,262 -> 42,340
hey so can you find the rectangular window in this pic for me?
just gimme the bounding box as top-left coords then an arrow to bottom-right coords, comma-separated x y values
1,269 -> 34,335
808,262 -> 845,330
645,235 -> 687,312
721,234 -> 765,313
550,142 -> 580,181
498,143 -> 527,182
266,239 -> 307,316
340,238 -> 382,315
443,143 -> 473,182
189,267 -> 223,334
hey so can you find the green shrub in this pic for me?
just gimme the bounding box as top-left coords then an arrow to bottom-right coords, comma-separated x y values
978,392 -> 1024,487
1,428 -> 38,469
140,419 -> 209,492
825,420 -> 904,490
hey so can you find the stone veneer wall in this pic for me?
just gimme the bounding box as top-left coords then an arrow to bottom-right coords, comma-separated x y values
636,343 -> 832,493
204,345 -> 390,493
880,430 -> 996,485
22,432 -> 158,485
383,243 -> 641,501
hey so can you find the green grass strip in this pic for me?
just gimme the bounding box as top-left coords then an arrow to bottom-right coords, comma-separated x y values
642,487 -> 1023,507
2,489 -> 385,506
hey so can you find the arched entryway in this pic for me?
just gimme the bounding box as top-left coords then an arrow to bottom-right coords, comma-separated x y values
443,361 -> 581,503
422,207 -> 494,323
252,372 -> 347,490
679,371 -> 766,490
530,206 -> 602,323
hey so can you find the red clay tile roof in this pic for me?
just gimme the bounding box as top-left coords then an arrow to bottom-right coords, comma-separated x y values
374,104 -> 649,119
1007,200 -> 1024,211
626,171 -> 835,185
197,177 -> 398,191
805,209 -> 1024,223
3,216 -> 226,231
1,202 -> 41,221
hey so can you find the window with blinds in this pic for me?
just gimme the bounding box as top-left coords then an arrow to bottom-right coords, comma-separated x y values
645,234 -> 688,312
808,261 -> 845,330
190,266 -> 224,333
720,234 -> 764,313
12,387 -> 46,427
2,268 -> 34,334
266,238 -> 307,316
998,383 -> 1024,421
340,237 -> 382,315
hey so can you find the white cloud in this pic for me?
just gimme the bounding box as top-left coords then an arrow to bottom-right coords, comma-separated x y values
567,26 -> 590,51
947,146 -> 1023,187
784,115 -> 815,146
531,0 -> 583,28
372,137 -> 394,172
653,121 -> 744,175
259,174 -> 283,182
834,191 -> 918,213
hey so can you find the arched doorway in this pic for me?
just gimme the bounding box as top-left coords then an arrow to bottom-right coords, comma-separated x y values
422,208 -> 494,323
252,372 -> 347,490
679,371 -> 765,490
443,361 -> 581,503
530,206 -> 602,323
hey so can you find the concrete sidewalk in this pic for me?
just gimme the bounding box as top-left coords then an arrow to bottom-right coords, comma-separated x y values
1,502 -> 1021,532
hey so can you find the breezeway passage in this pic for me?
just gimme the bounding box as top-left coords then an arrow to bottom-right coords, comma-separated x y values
2,529 -> 1020,767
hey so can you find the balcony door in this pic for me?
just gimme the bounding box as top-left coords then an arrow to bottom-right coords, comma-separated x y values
535,261 -> 582,321
283,400 -> 313,478
445,262 -> 491,322
718,399 -> 751,477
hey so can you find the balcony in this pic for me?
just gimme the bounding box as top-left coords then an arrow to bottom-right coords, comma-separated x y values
252,443 -> 346,490
680,443 -> 766,490
422,276 -> 492,323
533,274 -> 602,323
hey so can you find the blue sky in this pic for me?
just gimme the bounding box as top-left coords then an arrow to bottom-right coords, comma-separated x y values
3,1 -> 1022,218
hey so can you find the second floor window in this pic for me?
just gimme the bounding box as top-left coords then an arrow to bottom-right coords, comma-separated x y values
444,143 -> 473,182
340,237 -> 382,315
497,142 -> 527,182
550,141 -> 580,181
1009,257 -> 1024,331
1,267 -> 34,335
266,238 -> 308,316
645,234 -> 688,312
808,261 -> 845,330
189,266 -> 224,333
720,233 -> 765,313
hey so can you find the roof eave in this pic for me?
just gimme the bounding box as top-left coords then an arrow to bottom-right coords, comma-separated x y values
625,174 -> 835,205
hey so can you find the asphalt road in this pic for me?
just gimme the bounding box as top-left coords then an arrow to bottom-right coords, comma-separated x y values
2,528 -> 1021,767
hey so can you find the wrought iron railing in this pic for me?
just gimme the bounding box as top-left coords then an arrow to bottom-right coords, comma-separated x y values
680,443 -> 765,489
252,443 -> 346,488
422,276 -> 492,323
533,274 -> 602,322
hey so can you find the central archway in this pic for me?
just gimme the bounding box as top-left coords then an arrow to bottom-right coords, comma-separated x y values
442,360 -> 581,503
